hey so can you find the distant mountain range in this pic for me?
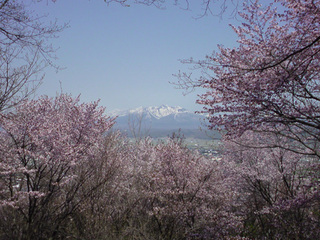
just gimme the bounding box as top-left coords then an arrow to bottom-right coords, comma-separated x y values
109,105 -> 220,139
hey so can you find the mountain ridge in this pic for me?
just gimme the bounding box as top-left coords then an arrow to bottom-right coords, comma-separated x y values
109,105 -> 218,139
109,105 -> 191,119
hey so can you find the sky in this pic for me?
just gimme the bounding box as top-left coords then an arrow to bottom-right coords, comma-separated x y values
29,0 -> 238,112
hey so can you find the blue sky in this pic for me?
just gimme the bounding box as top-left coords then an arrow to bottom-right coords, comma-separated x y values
30,0 -> 237,112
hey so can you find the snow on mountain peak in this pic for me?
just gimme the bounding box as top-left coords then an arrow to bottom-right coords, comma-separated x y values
146,105 -> 186,119
109,105 -> 189,119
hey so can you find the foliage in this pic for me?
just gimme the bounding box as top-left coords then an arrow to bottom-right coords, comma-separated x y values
0,94 -> 242,239
221,131 -> 320,239
1,0 -> 320,239
0,94 -> 114,239
178,0 -> 320,154
177,0 -> 320,238
124,137 -> 239,239
76,136 -> 241,240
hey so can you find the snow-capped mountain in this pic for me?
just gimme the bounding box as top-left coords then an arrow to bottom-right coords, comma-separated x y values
110,105 -> 189,119
109,105 -> 215,139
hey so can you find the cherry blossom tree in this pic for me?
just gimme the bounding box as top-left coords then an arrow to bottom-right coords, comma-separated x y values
0,94 -> 115,239
175,2 -> 320,235
69,131 -> 134,239
173,1 -> 320,237
73,135 -> 241,239
221,131 -> 320,239
178,0 -> 320,156
118,137 -> 241,239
